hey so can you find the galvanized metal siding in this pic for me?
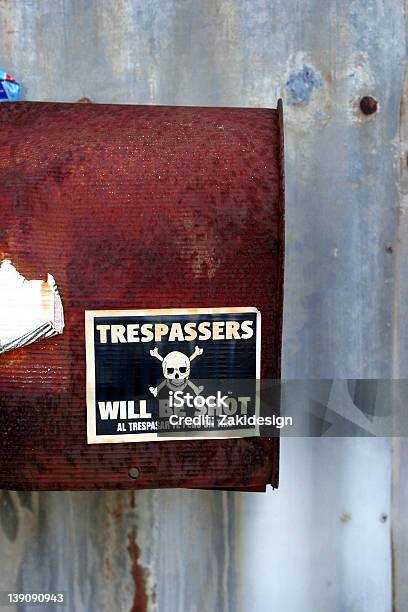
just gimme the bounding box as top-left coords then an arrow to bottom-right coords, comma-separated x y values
0,1 -> 405,610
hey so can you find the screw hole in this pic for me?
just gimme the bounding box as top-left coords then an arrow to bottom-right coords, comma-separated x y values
128,467 -> 140,479
380,512 -> 388,523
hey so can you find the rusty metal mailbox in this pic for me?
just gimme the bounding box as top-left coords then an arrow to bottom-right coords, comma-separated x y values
0,101 -> 284,491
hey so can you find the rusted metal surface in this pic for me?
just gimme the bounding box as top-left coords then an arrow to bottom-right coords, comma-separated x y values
0,101 -> 283,491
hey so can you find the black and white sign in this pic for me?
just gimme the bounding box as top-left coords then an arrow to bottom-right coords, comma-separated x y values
85,307 -> 260,443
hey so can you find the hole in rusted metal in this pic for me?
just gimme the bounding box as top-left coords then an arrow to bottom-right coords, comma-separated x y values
128,467 -> 140,479
360,96 -> 378,115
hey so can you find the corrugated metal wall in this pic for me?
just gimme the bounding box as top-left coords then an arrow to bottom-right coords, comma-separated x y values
0,1 -> 405,610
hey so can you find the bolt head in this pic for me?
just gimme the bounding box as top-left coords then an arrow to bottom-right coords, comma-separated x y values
360,96 -> 378,115
128,467 -> 140,479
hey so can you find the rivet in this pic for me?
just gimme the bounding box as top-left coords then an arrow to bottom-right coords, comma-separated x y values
128,467 -> 140,479
360,96 -> 378,115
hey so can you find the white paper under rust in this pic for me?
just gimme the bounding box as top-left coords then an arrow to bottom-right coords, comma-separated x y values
0,259 -> 64,355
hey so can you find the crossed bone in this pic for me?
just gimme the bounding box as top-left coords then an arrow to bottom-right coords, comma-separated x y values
149,346 -> 204,397
150,345 -> 202,363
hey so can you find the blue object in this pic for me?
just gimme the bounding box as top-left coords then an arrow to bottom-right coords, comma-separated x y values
0,70 -> 20,101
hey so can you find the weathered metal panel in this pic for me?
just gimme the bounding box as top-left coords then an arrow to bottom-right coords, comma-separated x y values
0,0 -> 404,611
241,438 -> 392,612
391,8 -> 408,610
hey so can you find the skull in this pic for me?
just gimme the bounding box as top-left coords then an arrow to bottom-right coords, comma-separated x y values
162,351 -> 190,387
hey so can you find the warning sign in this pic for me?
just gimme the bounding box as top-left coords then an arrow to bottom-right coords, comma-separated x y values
85,307 -> 260,443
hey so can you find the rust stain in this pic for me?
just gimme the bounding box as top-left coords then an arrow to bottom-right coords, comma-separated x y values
105,556 -> 113,580
106,507 -> 124,520
128,528 -> 148,612
106,489 -> 126,521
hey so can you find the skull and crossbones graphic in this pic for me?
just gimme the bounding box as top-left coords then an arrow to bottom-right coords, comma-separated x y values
149,345 -> 204,397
